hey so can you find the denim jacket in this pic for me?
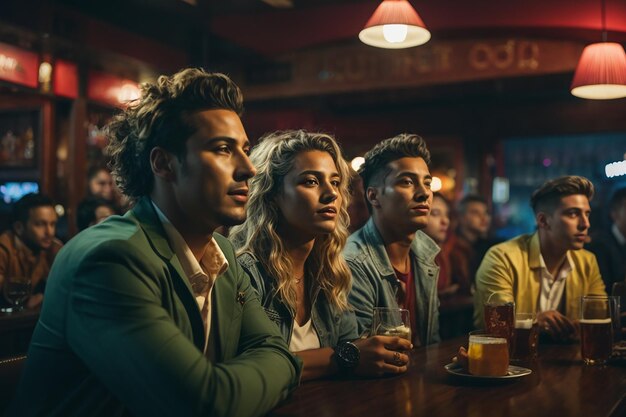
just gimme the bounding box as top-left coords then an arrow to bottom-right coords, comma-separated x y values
344,218 -> 441,345
238,252 -> 358,348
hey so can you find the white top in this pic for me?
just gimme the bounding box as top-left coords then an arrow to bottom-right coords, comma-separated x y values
152,201 -> 228,353
538,252 -> 573,313
289,319 -> 321,352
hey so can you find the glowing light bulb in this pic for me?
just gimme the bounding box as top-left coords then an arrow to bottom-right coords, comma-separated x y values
351,157 -> 365,171
117,84 -> 141,103
38,62 -> 52,83
382,24 -> 408,43
431,176 -> 442,192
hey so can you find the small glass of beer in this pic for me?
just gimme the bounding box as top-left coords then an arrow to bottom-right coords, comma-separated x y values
511,312 -> 539,361
371,307 -> 411,341
484,294 -> 515,354
468,330 -> 509,376
580,295 -> 614,365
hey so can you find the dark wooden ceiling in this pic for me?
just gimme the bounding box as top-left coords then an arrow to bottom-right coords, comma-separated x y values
5,0 -> 626,59
2,0 -> 626,106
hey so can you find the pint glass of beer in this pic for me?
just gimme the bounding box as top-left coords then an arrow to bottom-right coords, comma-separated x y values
580,295 -> 613,365
484,295 -> 515,354
371,307 -> 411,341
468,330 -> 509,376
511,313 -> 538,361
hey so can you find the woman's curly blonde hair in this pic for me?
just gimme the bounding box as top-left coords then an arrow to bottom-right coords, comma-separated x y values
230,130 -> 352,311
106,68 -> 243,203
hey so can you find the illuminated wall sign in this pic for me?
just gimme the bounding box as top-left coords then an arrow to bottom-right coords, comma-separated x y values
87,70 -> 140,107
0,42 -> 39,88
236,38 -> 584,101
605,160 -> 626,178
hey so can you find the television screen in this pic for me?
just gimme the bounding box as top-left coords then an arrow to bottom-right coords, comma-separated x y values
0,182 -> 39,204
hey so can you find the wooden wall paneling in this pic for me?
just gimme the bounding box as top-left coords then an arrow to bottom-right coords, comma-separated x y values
66,97 -> 87,238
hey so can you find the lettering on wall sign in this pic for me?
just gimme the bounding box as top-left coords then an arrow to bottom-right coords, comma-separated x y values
469,40 -> 539,71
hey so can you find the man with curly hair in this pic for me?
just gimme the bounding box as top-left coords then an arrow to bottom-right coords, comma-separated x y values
344,134 -> 441,347
12,68 -> 301,417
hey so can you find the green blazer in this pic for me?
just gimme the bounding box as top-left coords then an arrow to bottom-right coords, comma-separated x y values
11,198 -> 301,417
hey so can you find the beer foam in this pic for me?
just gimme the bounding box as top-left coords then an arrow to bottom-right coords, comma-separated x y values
515,319 -> 533,329
579,318 -> 612,324
470,336 -> 507,344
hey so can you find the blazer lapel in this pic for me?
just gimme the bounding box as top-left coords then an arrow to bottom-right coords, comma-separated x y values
211,259 -> 236,360
130,198 -> 206,350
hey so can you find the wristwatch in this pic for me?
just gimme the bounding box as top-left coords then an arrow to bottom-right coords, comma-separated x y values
334,341 -> 360,373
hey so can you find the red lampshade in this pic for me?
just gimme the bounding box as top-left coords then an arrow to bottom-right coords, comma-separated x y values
359,0 -> 430,49
571,42 -> 626,100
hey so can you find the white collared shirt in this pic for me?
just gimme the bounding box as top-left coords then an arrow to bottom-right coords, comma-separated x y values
538,252 -> 573,313
612,223 -> 626,246
152,201 -> 228,352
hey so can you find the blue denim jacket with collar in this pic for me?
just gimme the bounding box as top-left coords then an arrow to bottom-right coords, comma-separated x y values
237,252 -> 358,348
344,218 -> 441,345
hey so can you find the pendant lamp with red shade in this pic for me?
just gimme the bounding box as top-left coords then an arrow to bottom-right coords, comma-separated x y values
359,0 -> 430,49
570,0 -> 626,99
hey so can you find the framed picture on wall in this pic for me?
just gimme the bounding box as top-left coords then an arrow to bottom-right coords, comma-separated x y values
0,108 -> 40,169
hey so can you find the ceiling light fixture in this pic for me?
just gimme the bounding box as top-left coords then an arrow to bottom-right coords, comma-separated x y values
359,0 -> 430,49
570,0 -> 626,99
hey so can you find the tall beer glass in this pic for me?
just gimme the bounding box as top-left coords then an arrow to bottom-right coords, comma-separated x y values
580,295 -> 613,365
484,293 -> 515,354
468,330 -> 509,376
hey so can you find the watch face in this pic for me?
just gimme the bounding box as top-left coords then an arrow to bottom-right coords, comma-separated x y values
338,342 -> 360,368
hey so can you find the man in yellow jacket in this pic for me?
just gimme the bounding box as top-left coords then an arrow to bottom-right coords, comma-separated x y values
474,176 -> 606,341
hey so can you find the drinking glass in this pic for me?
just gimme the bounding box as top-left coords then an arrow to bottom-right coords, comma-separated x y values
1,277 -> 32,313
484,292 -> 515,354
580,295 -> 614,365
511,312 -> 539,361
468,330 -> 509,376
607,296 -> 621,345
611,282 -> 626,343
371,307 -> 411,341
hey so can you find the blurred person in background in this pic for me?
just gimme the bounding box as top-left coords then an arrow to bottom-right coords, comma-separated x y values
347,167 -> 369,234
446,195 -> 491,295
86,164 -> 117,203
474,176 -> 606,341
231,130 -> 411,380
75,197 -> 118,231
0,193 -> 62,309
587,187 -> 626,288
86,164 -> 131,212
423,192 -> 456,296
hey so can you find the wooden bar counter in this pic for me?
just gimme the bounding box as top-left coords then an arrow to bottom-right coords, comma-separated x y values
270,337 -> 626,417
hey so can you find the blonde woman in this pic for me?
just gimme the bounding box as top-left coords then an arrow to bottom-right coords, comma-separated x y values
231,130 -> 411,381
